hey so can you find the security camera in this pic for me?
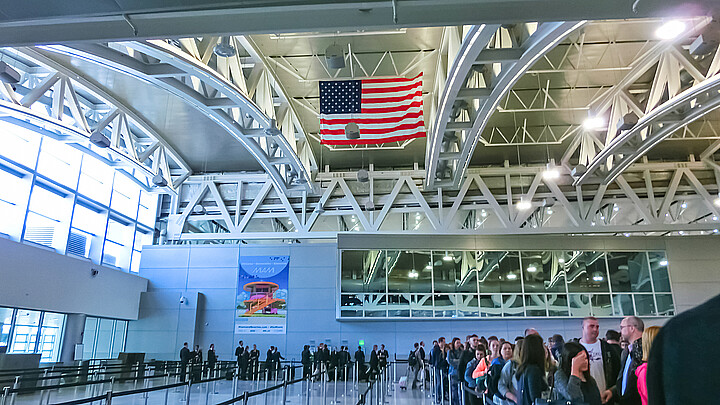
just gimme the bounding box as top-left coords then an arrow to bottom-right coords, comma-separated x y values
90,269 -> 99,277
180,296 -> 187,305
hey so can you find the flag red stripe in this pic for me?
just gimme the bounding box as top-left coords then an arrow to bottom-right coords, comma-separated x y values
361,73 -> 423,84
321,110 -> 423,125
361,90 -> 422,104
320,121 -> 425,136
360,100 -> 424,114
361,81 -> 422,94
320,131 -> 426,145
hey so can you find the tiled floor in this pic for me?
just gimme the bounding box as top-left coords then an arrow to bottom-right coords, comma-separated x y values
10,377 -> 434,405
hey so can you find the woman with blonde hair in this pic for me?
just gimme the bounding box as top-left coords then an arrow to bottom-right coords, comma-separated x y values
635,326 -> 661,405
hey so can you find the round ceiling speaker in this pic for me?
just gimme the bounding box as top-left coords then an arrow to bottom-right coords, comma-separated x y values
357,169 -> 369,183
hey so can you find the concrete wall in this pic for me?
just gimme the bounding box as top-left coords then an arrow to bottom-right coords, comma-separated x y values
127,236 -> 720,362
0,237 -> 148,320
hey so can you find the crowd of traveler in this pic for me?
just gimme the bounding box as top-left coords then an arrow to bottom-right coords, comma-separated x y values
418,315 -> 661,405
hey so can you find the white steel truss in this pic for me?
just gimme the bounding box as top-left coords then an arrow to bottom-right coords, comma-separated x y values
564,18 -> 720,186
44,39 -> 317,195
426,21 -> 585,189
0,47 -> 191,192
164,161 -> 720,241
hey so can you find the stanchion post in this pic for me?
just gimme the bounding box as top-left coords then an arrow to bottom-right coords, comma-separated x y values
104,389 -> 112,405
282,368 -> 288,404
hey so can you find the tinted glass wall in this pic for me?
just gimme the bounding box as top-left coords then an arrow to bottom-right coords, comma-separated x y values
0,307 -> 65,362
339,250 -> 674,318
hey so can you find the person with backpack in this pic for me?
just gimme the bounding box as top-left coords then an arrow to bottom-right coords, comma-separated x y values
408,342 -> 420,389
464,344 -> 486,405
486,341 -> 513,404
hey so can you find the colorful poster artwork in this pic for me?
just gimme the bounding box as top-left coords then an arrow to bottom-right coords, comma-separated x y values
235,255 -> 288,334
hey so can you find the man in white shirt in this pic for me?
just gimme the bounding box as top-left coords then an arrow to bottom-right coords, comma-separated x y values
579,316 -> 620,403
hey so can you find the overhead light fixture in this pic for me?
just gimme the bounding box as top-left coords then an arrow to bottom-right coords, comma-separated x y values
557,258 -> 565,264
516,199 -> 532,211
712,215 -> 718,221
713,195 -> 720,207
345,122 -> 360,140
325,44 -> 346,69
350,216 -> 356,223
89,132 -> 111,148
613,204 -> 619,212
270,29 -> 407,40
659,259 -> 668,266
357,168 -> 369,183
213,36 -> 237,57
546,208 -> 553,215
480,209 -> 488,218
287,219 -> 293,225
0,61 -> 21,84
506,273 -> 517,280
679,230 -> 685,235
425,264 -> 432,270
408,270 -> 419,279
714,229 -> 719,233
526,264 -> 537,273
656,20 -> 686,40
365,201 -> 376,211
592,273 -> 604,282
543,162 -> 561,180
583,116 -> 605,131
443,252 -> 453,261
680,201 -> 687,209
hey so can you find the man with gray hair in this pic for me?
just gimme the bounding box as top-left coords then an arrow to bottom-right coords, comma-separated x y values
606,316 -> 644,405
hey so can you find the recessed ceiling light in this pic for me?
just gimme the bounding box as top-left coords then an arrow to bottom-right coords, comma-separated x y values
583,116 -> 605,130
516,199 -> 532,210
656,20 -> 686,40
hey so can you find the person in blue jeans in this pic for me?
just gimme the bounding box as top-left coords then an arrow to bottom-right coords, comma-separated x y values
446,338 -> 464,405
431,338 -> 448,404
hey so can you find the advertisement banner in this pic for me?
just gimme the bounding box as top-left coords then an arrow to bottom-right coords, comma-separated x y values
235,255 -> 289,334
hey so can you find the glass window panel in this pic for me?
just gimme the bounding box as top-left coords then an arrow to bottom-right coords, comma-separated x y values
137,191 -> 158,227
341,294 -> 363,317
0,122 -> 42,168
503,295 -> 525,317
479,294 -> 503,317
133,229 -> 153,252
77,155 -> 113,205
28,182 -> 72,222
0,308 -> 14,349
566,252 -> 609,293
432,251 -> 461,292
457,251 -> 480,294
341,250 -> 367,293
648,252 -> 671,292
525,294 -> 547,317
104,218 -> 134,270
634,295 -> 656,316
547,294 -> 569,317
95,319 -> 115,359
457,294 -> 479,317
387,251 -> 432,293
607,252 -> 652,293
363,294 -> 386,317
433,294 -> 456,317
612,294 -> 635,316
569,294 -> 592,317
477,251 -> 522,293
655,294 -> 675,316
130,250 -> 142,274
82,317 -> 98,359
36,137 -> 82,189
591,294 -> 613,317
110,174 -> 140,218
521,251 -> 567,293
10,310 -> 40,354
410,294 -> 434,318
39,313 -> 64,362
387,294 -> 410,317
111,321 -> 127,358
0,167 -> 31,238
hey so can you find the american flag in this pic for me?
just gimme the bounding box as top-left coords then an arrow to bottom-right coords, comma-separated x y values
319,73 -> 425,145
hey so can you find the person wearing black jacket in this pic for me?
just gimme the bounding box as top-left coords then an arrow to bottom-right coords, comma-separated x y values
369,345 -> 380,380
249,345 -> 260,379
338,346 -> 350,380
234,340 -> 244,368
207,344 -> 217,377
577,317 -> 622,400
265,346 -> 274,378
354,346 -> 366,381
431,338 -> 448,404
647,293 -> 720,404
240,346 -> 250,379
458,335 -> 479,400
608,316 -> 644,405
272,347 -> 284,378
179,342 -> 192,382
302,345 -> 312,378
515,334 -> 548,405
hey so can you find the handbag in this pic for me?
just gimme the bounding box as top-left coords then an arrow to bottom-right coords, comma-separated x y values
532,374 -> 588,405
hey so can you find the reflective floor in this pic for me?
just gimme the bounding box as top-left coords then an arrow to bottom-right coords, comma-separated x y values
10,377 -> 434,405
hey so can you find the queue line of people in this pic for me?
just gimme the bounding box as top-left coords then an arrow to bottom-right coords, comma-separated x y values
424,316 -> 660,405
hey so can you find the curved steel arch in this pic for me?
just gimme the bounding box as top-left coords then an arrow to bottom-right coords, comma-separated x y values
50,40 -> 315,195
0,47 -> 192,192
426,21 -> 585,189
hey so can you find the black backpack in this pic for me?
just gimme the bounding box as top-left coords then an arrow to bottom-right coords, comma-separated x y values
408,350 -> 417,367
